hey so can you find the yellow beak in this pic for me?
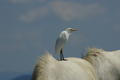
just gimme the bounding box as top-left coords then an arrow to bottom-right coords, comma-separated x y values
72,29 -> 77,31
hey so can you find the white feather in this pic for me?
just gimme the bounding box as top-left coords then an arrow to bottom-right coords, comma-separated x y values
55,28 -> 77,55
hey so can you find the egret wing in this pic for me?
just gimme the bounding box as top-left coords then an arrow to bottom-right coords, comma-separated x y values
55,31 -> 67,55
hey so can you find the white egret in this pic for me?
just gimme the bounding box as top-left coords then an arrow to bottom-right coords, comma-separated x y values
55,28 -> 77,61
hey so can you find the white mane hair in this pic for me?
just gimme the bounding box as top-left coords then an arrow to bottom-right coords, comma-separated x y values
31,51 -> 99,80
84,47 -> 120,80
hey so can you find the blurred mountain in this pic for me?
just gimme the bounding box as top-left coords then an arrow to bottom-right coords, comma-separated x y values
11,74 -> 32,80
0,72 -> 20,80
0,71 -> 32,80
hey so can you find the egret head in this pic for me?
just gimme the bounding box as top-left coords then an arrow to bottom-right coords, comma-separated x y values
66,28 -> 77,33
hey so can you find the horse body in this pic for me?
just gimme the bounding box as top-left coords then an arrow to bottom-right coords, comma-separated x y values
31,52 -> 99,80
84,48 -> 120,80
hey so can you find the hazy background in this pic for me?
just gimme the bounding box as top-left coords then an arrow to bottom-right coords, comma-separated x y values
0,0 -> 120,80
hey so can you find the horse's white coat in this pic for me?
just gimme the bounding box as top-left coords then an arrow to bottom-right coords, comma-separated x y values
84,48 -> 120,80
31,52 -> 99,80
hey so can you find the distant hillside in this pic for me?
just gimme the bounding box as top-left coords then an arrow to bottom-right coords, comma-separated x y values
0,72 -> 21,80
0,71 -> 32,80
11,75 -> 32,80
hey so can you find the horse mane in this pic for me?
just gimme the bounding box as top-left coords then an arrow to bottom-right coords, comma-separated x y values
87,47 -> 103,54
84,47 -> 120,80
84,48 -> 104,65
31,52 -> 54,80
31,51 -> 99,80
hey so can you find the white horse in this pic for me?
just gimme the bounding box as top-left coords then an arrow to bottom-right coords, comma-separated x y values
31,52 -> 99,80
84,48 -> 120,80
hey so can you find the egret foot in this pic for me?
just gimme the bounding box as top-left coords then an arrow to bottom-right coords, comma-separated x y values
59,48 -> 68,61
58,59 -> 67,61
62,58 -> 67,61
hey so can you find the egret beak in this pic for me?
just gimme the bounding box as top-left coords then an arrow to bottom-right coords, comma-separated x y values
72,29 -> 77,31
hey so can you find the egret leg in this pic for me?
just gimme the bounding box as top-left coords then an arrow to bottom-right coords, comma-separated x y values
60,49 -> 63,60
60,49 -> 67,61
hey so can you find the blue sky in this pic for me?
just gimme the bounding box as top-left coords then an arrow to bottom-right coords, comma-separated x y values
0,0 -> 120,76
